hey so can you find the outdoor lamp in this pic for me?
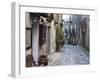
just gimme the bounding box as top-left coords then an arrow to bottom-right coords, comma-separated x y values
33,16 -> 40,23
30,13 -> 40,24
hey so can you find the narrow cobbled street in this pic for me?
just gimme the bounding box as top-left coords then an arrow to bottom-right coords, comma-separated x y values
48,44 -> 89,66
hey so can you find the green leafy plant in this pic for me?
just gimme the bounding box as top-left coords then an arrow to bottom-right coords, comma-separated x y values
56,26 -> 64,51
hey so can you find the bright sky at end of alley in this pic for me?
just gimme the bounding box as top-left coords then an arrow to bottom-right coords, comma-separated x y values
63,15 -> 69,20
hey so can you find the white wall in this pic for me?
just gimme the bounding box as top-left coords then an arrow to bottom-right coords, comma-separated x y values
0,0 -> 100,80
50,20 -> 56,54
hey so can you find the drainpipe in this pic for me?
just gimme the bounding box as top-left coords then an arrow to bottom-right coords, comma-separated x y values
32,23 -> 39,66
31,15 -> 40,66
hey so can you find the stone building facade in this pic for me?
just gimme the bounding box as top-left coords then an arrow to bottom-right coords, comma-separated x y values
63,15 -> 90,51
25,12 -> 62,67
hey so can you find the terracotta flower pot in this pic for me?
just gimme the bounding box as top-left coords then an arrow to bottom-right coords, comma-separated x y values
26,54 -> 34,67
39,55 -> 48,66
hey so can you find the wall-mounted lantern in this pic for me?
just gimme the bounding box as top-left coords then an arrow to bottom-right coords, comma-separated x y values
30,13 -> 40,24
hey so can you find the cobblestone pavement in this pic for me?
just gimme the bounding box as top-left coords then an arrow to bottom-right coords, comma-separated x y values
48,44 -> 89,66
